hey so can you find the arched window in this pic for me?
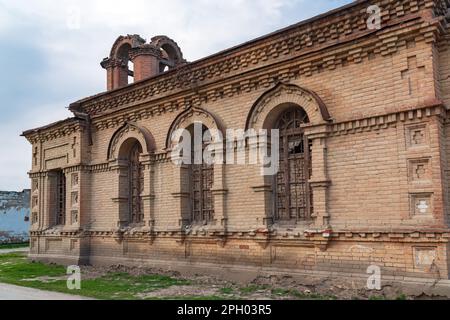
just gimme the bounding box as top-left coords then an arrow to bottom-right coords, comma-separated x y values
274,107 -> 312,223
188,124 -> 214,225
108,123 -> 156,227
128,141 -> 144,224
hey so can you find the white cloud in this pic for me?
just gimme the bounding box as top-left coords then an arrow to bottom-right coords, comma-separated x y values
0,0 -> 303,58
0,102 -> 71,191
0,5 -> 12,33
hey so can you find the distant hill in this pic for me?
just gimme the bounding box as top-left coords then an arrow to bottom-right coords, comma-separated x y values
0,190 -> 30,243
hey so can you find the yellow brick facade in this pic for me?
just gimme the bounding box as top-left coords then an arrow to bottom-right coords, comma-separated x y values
22,0 -> 450,281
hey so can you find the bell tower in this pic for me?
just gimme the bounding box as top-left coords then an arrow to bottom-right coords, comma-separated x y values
101,34 -> 186,91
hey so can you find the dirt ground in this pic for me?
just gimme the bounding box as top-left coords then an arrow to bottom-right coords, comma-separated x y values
78,264 -> 449,300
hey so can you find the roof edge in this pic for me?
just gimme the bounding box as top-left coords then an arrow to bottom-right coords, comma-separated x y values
21,117 -> 78,137
71,0 -> 369,106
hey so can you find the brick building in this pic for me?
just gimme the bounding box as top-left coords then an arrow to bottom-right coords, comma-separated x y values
22,0 -> 450,281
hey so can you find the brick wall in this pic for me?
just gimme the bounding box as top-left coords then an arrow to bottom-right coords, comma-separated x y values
24,1 -> 450,280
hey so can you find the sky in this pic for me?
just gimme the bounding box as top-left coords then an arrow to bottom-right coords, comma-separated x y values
0,0 -> 352,191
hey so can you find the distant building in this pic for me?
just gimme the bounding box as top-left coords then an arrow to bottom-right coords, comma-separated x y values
22,0 -> 450,281
0,190 -> 30,243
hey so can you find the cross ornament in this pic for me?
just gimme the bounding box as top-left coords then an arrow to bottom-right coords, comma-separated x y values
401,56 -> 425,95
412,130 -> 425,145
416,165 -> 426,179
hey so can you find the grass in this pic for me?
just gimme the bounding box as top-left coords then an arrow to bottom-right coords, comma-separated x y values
77,273 -> 192,300
0,252 -> 192,300
271,288 -> 337,300
239,285 -> 269,294
219,287 -> 234,295
0,252 -> 354,300
0,242 -> 29,250
152,295 -> 225,301
396,294 -> 408,300
369,293 -> 408,301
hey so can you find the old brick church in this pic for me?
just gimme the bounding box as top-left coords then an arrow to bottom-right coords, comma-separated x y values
23,0 -> 450,281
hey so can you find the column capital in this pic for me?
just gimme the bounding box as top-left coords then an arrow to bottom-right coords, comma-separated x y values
139,153 -> 154,165
129,44 -> 162,61
309,180 -> 331,188
100,57 -> 127,69
251,185 -> 272,193
304,123 -> 332,139
109,159 -> 128,171
211,189 -> 228,196
141,194 -> 155,201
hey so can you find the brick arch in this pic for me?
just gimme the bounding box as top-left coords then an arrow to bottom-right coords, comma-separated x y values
245,83 -> 332,130
166,107 -> 225,149
109,35 -> 146,59
150,36 -> 185,65
108,122 -> 156,161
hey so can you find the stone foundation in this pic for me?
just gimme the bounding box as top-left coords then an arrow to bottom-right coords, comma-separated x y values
29,232 -> 450,282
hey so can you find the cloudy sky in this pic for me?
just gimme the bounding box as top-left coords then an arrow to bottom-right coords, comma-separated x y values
0,0 -> 352,191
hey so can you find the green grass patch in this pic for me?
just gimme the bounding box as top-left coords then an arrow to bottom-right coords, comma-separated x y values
239,285 -> 269,294
0,252 -> 192,300
0,253 -> 341,300
219,287 -> 234,295
153,295 -> 226,301
0,253 -> 66,284
0,242 -> 29,250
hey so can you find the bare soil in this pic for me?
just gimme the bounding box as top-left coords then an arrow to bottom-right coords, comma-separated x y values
78,264 -> 450,300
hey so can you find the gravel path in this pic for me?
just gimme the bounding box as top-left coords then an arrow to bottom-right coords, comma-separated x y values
0,283 -> 93,300
0,248 -> 94,300
0,248 -> 29,254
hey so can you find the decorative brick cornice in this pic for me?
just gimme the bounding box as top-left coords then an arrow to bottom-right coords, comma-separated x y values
27,151 -> 172,177
332,229 -> 450,242
22,118 -> 85,144
87,26 -> 441,136
329,102 -> 447,136
29,229 -> 450,244
71,0 -> 448,119
22,1 -> 450,142
28,171 -> 51,179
